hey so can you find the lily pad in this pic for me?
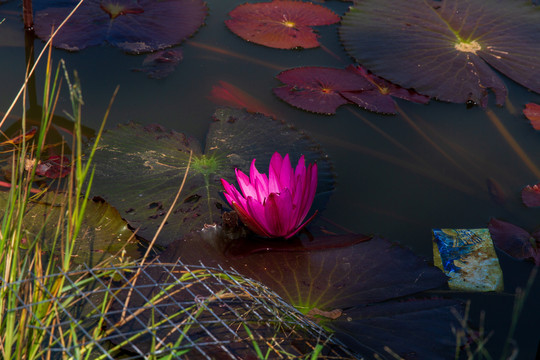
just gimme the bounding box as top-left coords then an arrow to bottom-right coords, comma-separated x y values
88,108 -> 334,246
34,0 -> 207,53
273,66 -> 373,114
340,0 -> 540,106
523,103 -> 540,130
158,228 -> 457,358
325,298 -> 462,360
273,65 -> 429,114
160,229 -> 447,312
0,191 -> 140,267
225,0 -> 340,49
522,182 -> 540,207
35,155 -> 71,179
488,218 -> 540,265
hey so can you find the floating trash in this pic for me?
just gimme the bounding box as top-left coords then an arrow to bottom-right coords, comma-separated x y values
432,228 -> 503,292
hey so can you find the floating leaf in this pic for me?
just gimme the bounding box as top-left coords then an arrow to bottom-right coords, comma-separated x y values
35,155 -> 71,179
522,182 -> 540,207
225,0 -> 340,49
273,66 -> 373,114
0,127 -> 37,146
160,229 -> 447,312
325,298 -> 462,360
88,108 -> 334,246
133,49 -> 183,79
158,228 -> 456,357
0,192 -> 139,267
340,0 -> 540,106
107,261 -> 357,358
274,65 -> 429,114
488,218 -> 540,265
523,103 -> 540,130
34,0 -> 207,53
342,65 -> 430,114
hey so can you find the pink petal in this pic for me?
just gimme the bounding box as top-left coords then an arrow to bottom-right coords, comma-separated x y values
269,152 -> 283,193
249,160 -> 269,201
284,210 -> 318,239
296,162 -> 317,225
232,202 -> 270,237
264,192 -> 284,236
267,190 -> 295,237
236,169 -> 257,199
246,196 -> 271,234
221,178 -> 247,209
279,153 -> 294,190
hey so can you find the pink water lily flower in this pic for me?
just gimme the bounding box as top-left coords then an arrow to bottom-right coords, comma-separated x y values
221,152 -> 318,239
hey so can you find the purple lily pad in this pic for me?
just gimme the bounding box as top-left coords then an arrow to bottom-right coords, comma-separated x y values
273,66 -> 429,114
522,183 -> 540,207
34,0 -> 207,53
340,0 -> 540,106
342,65 -> 430,114
273,66 -> 374,114
488,218 -> 540,265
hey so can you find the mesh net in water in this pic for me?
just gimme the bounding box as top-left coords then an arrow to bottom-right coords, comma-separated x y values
1,258 -> 361,359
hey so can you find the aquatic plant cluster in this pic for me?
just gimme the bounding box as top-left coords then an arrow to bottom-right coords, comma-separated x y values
1,0 -> 540,358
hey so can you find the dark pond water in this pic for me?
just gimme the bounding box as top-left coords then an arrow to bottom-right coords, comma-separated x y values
1,0 -> 539,358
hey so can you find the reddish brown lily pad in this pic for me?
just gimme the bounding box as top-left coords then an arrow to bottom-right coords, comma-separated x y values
35,155 -> 71,179
34,0 -> 207,53
225,0 -> 340,49
273,65 -> 429,114
342,65 -> 430,114
522,183 -> 540,207
523,103 -> 540,130
273,66 -> 374,114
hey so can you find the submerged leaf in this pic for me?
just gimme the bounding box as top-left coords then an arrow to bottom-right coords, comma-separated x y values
225,0 -> 340,49
488,218 -> 540,265
133,49 -> 183,79
209,80 -> 277,117
523,103 -> 540,130
34,0 -> 207,53
88,108 -> 334,246
340,0 -> 540,106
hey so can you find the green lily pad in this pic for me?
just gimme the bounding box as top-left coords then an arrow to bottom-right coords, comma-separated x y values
0,191 -> 140,267
340,0 -> 540,106
88,108 -> 334,246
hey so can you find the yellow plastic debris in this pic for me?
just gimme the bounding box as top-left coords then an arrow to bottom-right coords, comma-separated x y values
432,228 -> 503,292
